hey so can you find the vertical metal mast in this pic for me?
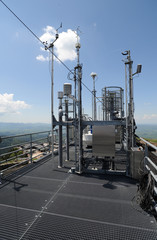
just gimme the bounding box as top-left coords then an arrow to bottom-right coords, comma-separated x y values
122,50 -> 142,151
122,50 -> 135,149
91,72 -> 97,121
58,92 -> 63,168
76,38 -> 83,173
65,99 -> 69,161
125,63 -> 128,151
51,45 -> 54,166
128,51 -> 134,148
74,67 -> 77,164
46,24 -> 62,168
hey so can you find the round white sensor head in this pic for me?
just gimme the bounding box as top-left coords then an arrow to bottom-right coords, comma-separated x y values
75,42 -> 81,49
90,72 -> 97,78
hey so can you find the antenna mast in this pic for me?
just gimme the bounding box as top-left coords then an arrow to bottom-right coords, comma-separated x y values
75,27 -> 83,173
45,23 -> 62,168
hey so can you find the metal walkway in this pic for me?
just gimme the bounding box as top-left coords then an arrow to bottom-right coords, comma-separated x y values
0,148 -> 157,240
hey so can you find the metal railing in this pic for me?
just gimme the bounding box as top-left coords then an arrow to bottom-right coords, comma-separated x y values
140,137 -> 157,212
0,131 -> 51,178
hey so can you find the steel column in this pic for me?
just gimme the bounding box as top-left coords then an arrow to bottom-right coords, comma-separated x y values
65,99 -> 69,161
58,98 -> 63,167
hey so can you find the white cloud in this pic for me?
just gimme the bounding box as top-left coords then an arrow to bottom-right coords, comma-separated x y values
40,47 -> 45,51
36,55 -> 49,62
93,23 -> 97,27
15,32 -> 19,38
36,26 -> 78,62
143,114 -> 157,120
0,93 -> 30,114
39,25 -> 56,43
144,102 -> 151,106
55,29 -> 77,61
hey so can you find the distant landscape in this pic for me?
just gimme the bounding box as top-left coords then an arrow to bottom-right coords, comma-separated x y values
0,122 -> 156,139
0,122 -> 51,136
136,124 -> 157,139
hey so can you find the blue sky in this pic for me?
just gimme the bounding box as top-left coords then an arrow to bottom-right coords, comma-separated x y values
0,0 -> 157,124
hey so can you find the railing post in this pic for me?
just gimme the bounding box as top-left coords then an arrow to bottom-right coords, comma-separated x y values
48,132 -> 51,153
145,143 -> 148,157
65,99 -> 69,161
144,144 -> 148,172
0,172 -> 2,184
30,134 -> 33,163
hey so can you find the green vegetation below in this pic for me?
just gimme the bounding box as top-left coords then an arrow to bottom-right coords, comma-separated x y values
144,139 -> 157,145
136,124 -> 157,140
0,122 -> 51,136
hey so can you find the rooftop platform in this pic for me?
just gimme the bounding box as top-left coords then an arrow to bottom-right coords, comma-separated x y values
0,147 -> 157,239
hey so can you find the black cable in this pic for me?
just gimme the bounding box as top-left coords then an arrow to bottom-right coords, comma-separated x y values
81,81 -> 103,104
0,0 -> 73,74
0,0 -> 103,104
0,0 -> 43,45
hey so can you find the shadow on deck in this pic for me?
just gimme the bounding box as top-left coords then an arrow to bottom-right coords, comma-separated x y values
0,147 -> 157,239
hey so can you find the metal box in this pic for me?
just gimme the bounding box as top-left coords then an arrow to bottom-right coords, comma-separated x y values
92,125 -> 115,157
58,91 -> 63,99
130,147 -> 144,180
64,83 -> 72,96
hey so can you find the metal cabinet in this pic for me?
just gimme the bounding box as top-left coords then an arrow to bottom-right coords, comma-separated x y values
92,125 -> 115,157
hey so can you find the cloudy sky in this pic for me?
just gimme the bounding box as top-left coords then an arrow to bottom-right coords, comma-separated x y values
0,0 -> 157,125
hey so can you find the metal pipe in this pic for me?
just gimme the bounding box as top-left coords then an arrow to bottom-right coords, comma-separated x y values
145,156 -> 157,172
74,68 -> 77,164
128,51 -> 134,148
125,63 -> 128,151
50,44 -> 55,169
78,65 -> 83,173
58,98 -> 63,167
105,87 -> 107,120
91,73 -> 97,121
47,32 -> 60,169
30,134 -> 33,163
65,99 -> 69,161
75,42 -> 83,173
140,137 -> 157,151
0,131 -> 51,140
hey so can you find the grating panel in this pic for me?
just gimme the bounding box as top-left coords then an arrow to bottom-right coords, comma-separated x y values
70,172 -> 137,185
60,180 -> 136,201
0,205 -> 38,240
21,213 -> 157,240
46,194 -> 157,230
0,184 -> 52,210
26,159 -> 70,180
0,150 -> 157,240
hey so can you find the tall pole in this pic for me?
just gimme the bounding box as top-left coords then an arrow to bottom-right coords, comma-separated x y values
102,89 -> 105,121
122,50 -> 134,150
76,42 -> 83,173
46,29 -> 60,168
91,72 -> 97,121
74,67 -> 77,164
127,51 -> 134,148
58,93 -> 63,168
105,87 -> 107,120
65,99 -> 69,161
51,44 -> 54,167
125,63 -> 128,151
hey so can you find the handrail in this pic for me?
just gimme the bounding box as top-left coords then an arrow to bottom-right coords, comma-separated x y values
145,156 -> 157,172
140,137 -> 157,151
1,131 -> 51,140
0,131 -> 52,178
140,138 -> 157,213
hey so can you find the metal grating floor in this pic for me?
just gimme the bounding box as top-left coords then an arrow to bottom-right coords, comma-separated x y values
0,148 -> 157,240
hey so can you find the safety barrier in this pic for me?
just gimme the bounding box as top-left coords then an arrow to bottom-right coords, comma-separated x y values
140,137 -> 157,213
0,131 -> 51,178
